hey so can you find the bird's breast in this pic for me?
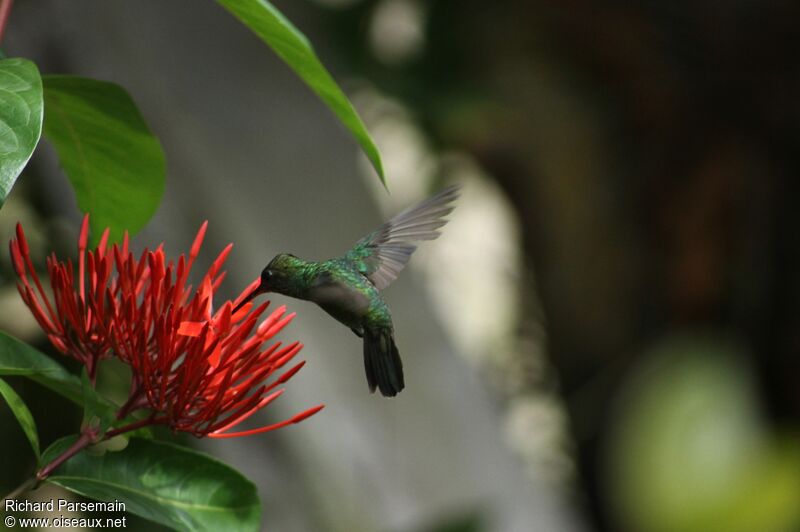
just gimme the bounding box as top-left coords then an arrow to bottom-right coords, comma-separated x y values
308,278 -> 373,328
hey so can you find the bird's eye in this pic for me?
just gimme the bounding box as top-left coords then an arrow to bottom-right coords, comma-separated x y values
263,270 -> 273,281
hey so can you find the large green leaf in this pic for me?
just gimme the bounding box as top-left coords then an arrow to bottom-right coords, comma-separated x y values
0,376 -> 40,460
0,331 -> 83,404
216,0 -> 386,186
0,57 -> 43,206
42,437 -> 261,531
42,76 -> 166,244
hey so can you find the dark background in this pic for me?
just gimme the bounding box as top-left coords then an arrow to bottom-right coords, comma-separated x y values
2,1 -> 800,531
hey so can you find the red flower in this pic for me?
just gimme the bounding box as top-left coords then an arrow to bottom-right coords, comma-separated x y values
106,222 -> 323,437
10,216 -> 114,378
11,216 -> 323,438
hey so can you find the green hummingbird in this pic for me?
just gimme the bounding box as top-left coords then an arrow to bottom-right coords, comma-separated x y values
234,185 -> 460,397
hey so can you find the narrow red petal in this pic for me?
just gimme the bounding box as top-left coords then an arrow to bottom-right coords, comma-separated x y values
207,243 -> 233,280
78,214 -> 89,302
257,306 -> 286,336
16,224 -> 58,325
210,389 -> 286,434
177,321 -> 205,337
9,240 -> 25,276
121,231 -> 130,258
273,360 -> 306,386
261,312 -> 296,340
208,405 -> 324,439
232,277 -> 262,308
231,302 -> 254,323
97,227 -> 111,256
188,221 -> 208,268
15,223 -> 29,257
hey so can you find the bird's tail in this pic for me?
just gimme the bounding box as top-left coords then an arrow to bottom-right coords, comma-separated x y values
363,328 -> 404,397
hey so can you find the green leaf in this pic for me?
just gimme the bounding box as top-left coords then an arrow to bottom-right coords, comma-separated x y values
0,376 -> 40,460
0,332 -> 118,416
0,57 -> 44,206
42,437 -> 261,531
42,76 -> 166,244
0,331 -> 83,404
216,0 -> 386,186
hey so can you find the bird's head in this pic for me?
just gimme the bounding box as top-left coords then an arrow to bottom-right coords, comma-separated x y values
261,253 -> 306,294
232,254 -> 304,312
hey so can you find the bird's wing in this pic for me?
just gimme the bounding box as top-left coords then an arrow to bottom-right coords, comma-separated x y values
344,185 -> 460,290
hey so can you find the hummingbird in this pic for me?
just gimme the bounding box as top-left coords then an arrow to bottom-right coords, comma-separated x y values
234,185 -> 460,397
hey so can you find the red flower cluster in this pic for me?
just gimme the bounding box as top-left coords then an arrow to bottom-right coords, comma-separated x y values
10,216 -> 322,438
10,216 -> 113,378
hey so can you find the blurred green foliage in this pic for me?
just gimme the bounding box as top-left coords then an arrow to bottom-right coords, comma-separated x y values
606,335 -> 800,532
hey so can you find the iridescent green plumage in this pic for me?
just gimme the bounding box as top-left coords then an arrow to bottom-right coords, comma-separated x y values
239,186 -> 460,397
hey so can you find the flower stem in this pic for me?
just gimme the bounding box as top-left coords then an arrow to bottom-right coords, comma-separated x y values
115,383 -> 143,420
104,415 -> 166,439
36,429 -> 99,481
31,381 -> 160,484
0,0 -> 13,45
32,412 -> 166,483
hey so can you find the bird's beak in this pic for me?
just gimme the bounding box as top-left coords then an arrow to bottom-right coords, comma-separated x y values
232,279 -> 268,314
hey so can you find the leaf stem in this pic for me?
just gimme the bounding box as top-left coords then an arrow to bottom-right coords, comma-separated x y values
0,0 -> 13,45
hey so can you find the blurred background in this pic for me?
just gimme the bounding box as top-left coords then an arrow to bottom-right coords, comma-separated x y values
2,1 -> 800,531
